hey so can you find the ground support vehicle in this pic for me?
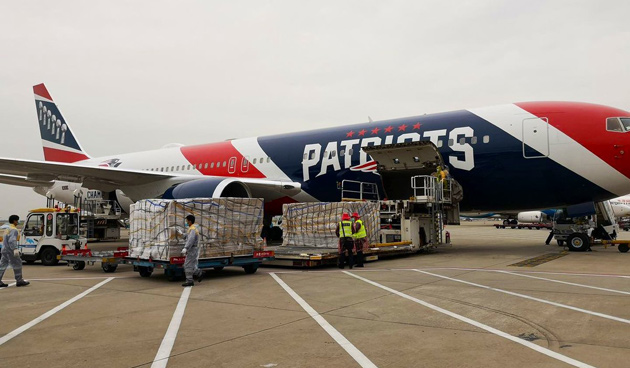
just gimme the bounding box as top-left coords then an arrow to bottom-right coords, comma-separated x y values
58,247 -> 128,272
551,201 -> 619,251
126,250 -> 275,281
17,207 -> 88,266
600,240 -> 630,253
266,169 -> 457,268
494,223 -> 552,230
58,246 -> 275,277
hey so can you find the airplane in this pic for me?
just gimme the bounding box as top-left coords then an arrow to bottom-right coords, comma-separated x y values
1,83 -> 630,219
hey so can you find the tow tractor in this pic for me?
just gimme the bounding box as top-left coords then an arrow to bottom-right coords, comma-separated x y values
18,207 -> 88,265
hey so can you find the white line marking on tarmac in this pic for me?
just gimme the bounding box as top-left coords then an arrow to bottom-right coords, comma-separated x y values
0,277 -> 114,346
498,270 -> 630,295
344,271 -> 595,368
0,282 -> 17,290
407,267 -> 630,279
270,273 -> 377,368
151,286 -> 192,368
26,276 -> 134,281
272,267 -> 630,279
411,269 -> 630,325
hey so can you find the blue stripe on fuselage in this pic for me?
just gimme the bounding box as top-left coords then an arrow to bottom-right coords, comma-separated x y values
257,110 -> 614,211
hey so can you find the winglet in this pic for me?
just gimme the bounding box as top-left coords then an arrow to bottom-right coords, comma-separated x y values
33,84 -> 90,162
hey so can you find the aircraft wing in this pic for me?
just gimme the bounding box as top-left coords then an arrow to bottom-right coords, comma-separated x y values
0,157 -> 303,197
0,173 -> 52,188
0,157 -> 177,191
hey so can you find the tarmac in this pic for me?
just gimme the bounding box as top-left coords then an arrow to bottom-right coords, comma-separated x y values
1,222 -> 629,367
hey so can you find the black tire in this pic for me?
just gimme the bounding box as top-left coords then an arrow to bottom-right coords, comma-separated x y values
138,266 -> 153,277
40,247 -> 60,266
73,261 -> 86,270
557,240 -> 564,247
214,266 -> 224,271
567,233 -> 590,252
619,243 -> 629,253
243,264 -> 258,274
102,263 -> 118,273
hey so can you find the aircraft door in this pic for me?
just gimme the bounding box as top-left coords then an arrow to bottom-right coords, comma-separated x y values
241,156 -> 250,173
522,117 -> 549,158
228,156 -> 237,174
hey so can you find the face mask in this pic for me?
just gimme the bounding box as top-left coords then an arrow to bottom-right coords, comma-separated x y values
185,222 -> 190,228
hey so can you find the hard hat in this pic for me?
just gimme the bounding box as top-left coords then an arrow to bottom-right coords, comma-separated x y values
351,212 -> 360,219
341,213 -> 351,221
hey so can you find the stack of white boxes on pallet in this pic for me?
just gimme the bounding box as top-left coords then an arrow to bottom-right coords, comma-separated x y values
129,198 -> 264,261
281,202 -> 380,248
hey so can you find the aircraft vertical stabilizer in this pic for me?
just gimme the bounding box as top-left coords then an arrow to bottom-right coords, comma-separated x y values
33,84 -> 90,163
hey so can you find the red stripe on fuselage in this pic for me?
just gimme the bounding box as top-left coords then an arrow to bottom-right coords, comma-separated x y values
33,84 -> 53,101
517,101 -> 630,179
180,141 -> 266,178
43,147 -> 89,163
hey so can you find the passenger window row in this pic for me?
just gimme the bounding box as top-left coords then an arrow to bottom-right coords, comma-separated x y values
141,156 -> 272,172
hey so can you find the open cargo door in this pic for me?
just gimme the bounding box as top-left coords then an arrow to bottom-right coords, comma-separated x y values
362,141 -> 463,203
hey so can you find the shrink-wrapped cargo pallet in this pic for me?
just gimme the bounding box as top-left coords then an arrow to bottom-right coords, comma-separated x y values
129,198 -> 264,261
281,202 -> 379,248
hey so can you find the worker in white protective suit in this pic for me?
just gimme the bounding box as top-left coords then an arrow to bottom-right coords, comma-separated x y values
0,215 -> 30,287
181,215 -> 204,287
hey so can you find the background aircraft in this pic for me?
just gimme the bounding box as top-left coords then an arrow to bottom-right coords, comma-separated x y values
0,84 -> 629,217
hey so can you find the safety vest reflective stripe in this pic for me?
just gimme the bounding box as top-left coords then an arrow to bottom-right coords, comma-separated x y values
339,221 -> 353,238
353,219 -> 366,239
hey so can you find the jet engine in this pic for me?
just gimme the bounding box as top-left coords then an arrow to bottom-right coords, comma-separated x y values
162,177 -> 251,199
517,211 -> 548,223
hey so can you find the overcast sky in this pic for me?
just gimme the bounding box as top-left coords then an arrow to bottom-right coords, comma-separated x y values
1,0 -> 629,219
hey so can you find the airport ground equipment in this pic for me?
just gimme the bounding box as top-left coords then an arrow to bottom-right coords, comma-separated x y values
16,207 -> 88,266
600,240 -> 630,253
127,197 -> 273,279
550,201 -> 618,251
72,190 -> 124,241
126,250 -> 275,280
58,247 -> 275,276
266,173 -> 456,267
58,247 -> 128,272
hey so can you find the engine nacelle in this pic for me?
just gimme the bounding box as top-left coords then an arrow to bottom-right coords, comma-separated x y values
517,211 -> 548,223
162,177 -> 251,199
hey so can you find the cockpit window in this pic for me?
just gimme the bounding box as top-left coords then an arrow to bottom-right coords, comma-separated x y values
607,117 -> 625,132
620,118 -> 630,131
